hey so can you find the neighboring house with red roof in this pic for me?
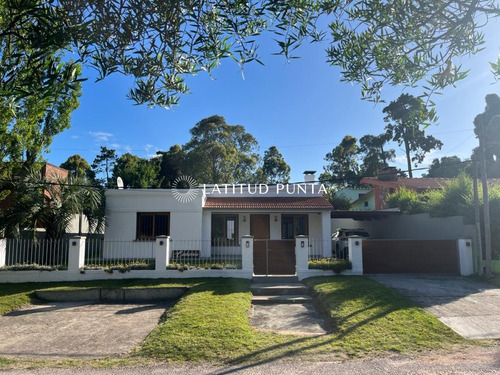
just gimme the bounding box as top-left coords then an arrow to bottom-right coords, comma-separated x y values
0,163 -> 69,211
105,172 -> 333,275
359,168 -> 450,210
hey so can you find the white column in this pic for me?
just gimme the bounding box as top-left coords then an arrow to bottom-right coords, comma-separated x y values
321,211 -> 332,257
155,236 -> 170,271
296,235 -> 309,277
0,238 -> 6,268
241,235 -> 253,278
348,238 -> 363,274
458,239 -> 474,276
68,236 -> 86,271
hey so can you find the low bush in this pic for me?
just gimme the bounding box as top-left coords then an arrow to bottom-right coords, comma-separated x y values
0,263 -> 66,272
308,258 -> 352,274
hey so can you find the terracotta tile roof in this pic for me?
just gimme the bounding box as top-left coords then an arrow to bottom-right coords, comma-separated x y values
361,177 -> 449,190
204,196 -> 333,209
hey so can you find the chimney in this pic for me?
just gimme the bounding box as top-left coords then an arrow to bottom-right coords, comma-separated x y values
378,166 -> 398,181
303,170 -> 316,183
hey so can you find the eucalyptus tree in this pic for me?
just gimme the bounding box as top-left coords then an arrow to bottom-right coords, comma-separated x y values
320,135 -> 360,188
426,156 -> 467,178
112,153 -> 162,188
184,115 -> 260,184
359,132 -> 395,177
261,146 -> 291,184
60,154 -> 95,181
156,145 -> 187,188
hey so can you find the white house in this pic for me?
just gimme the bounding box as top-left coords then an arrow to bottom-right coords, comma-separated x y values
104,172 -> 333,276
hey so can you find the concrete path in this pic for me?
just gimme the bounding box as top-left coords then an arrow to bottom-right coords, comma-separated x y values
0,301 -> 173,359
250,303 -> 328,336
250,281 -> 328,336
369,275 -> 500,339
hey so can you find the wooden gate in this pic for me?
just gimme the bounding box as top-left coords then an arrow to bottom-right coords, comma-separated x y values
253,239 -> 296,276
250,214 -> 296,275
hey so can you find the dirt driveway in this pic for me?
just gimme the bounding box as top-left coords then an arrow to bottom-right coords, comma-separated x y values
369,275 -> 500,339
0,301 -> 173,359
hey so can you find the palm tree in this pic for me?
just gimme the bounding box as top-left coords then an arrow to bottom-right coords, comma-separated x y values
0,167 -> 105,239
0,167 -> 105,265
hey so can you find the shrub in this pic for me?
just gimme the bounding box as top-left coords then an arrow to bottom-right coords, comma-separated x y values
386,187 -> 428,213
308,258 -> 352,274
428,173 -> 473,218
0,263 -> 66,271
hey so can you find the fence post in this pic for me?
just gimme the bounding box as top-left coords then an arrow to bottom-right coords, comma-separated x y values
241,235 -> 253,277
68,236 -> 86,272
296,235 -> 309,278
458,239 -> 474,276
321,212 -> 332,257
0,238 -> 6,268
156,236 -> 170,271
348,238 -> 363,274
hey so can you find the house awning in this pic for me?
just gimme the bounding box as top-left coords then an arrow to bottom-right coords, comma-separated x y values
204,196 -> 333,209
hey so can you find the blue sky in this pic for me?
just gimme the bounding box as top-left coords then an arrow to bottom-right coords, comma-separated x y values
46,20 -> 500,183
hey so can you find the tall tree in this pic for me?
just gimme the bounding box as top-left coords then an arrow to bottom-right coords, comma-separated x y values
112,153 -> 162,188
359,132 -> 395,177
425,156 -> 467,178
473,94 -> 500,178
320,135 -> 360,188
0,57 -> 81,174
383,94 -> 442,177
184,115 -> 259,184
91,147 -> 117,187
156,145 -> 187,188
260,146 -> 291,184
60,154 -> 95,181
2,1 -> 498,107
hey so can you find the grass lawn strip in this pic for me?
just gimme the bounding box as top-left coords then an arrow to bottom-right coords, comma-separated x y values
0,279 -> 200,316
0,276 -> 474,368
138,276 -> 470,363
303,276 -> 466,355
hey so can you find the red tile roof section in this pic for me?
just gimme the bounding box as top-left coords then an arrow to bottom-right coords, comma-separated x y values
360,177 -> 449,190
204,196 -> 333,209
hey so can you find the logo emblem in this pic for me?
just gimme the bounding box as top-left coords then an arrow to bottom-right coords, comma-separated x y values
172,175 -> 199,203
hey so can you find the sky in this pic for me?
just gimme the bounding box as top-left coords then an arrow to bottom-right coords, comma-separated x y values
45,20 -> 500,184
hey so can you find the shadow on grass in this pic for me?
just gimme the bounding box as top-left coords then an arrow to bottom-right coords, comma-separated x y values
221,277 -> 430,370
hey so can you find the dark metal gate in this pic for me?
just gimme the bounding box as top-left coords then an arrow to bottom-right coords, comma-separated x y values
362,239 -> 460,274
253,239 -> 295,276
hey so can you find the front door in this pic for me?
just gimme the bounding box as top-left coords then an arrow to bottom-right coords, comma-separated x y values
250,214 -> 270,239
251,214 -> 295,275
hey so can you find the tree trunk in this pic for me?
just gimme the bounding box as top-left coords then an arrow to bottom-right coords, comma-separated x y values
404,137 -> 413,178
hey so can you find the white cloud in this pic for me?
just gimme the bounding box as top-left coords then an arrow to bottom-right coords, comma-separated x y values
109,143 -> 132,153
89,131 -> 113,142
145,144 -> 159,158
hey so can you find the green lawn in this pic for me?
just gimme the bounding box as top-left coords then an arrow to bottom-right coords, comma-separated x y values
138,276 -> 468,363
0,276 -> 472,368
0,279 -> 200,316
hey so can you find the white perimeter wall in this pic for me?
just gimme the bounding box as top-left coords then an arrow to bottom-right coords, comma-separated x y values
332,212 -> 474,240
